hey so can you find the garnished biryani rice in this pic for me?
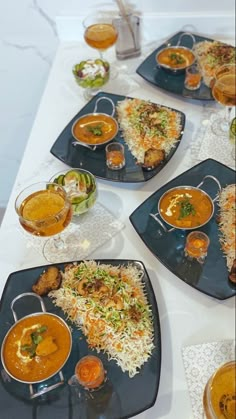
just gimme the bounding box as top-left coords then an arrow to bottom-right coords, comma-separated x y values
193,40 -> 235,87
116,98 -> 182,165
218,184 -> 236,270
49,261 -> 155,377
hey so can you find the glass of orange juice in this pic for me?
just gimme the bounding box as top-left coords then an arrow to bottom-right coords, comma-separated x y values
15,182 -> 73,262
203,361 -> 236,419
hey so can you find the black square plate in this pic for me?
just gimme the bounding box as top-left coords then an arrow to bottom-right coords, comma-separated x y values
129,159 -> 236,300
50,92 -> 185,183
0,259 -> 161,419
136,31 -> 215,100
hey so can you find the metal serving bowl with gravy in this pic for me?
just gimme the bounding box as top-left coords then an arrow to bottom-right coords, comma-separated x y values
1,292 -> 72,398
150,175 -> 221,232
72,96 -> 119,150
156,32 -> 196,74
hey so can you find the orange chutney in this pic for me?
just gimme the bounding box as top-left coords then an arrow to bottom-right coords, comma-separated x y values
72,114 -> 118,145
2,313 -> 71,382
159,187 -> 213,229
75,355 -> 105,389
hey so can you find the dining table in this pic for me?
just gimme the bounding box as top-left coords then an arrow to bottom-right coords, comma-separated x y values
0,27 -> 235,419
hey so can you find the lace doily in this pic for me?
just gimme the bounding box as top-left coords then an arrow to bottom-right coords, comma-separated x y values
191,107 -> 235,169
18,202 -> 125,263
182,340 -> 235,419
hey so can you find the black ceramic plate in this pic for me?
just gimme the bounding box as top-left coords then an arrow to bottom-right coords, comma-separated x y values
50,92 -> 185,183
130,159 -> 236,300
136,31 -> 215,100
0,259 -> 161,419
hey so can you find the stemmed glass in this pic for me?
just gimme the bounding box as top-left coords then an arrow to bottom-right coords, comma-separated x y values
83,13 -> 118,60
210,64 -> 236,136
15,182 -> 73,263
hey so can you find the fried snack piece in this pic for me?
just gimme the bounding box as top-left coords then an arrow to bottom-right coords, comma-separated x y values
32,266 -> 62,296
143,148 -> 165,168
229,259 -> 236,284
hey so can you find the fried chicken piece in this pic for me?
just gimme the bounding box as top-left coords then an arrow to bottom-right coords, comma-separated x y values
143,148 -> 165,168
32,266 -> 62,296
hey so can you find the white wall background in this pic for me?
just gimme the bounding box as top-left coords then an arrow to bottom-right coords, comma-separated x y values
0,0 -> 235,212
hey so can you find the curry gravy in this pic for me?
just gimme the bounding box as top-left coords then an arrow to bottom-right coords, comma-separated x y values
159,187 -> 213,228
157,47 -> 195,69
72,114 -> 118,145
3,313 -> 71,382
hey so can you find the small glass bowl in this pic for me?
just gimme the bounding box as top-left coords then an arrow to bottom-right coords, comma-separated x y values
72,59 -> 110,100
50,168 -> 97,216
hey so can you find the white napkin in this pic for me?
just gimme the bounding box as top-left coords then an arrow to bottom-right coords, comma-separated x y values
182,340 -> 235,419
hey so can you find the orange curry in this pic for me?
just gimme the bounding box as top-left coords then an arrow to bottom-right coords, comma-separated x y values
3,313 -> 71,382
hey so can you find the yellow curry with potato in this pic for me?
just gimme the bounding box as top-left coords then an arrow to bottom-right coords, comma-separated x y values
159,187 -> 213,229
2,313 -> 71,382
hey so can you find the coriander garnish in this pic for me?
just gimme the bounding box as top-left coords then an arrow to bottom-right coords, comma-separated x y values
178,197 -> 196,219
87,124 -> 103,136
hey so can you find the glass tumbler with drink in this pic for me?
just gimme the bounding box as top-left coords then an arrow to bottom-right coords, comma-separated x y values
15,181 -> 74,263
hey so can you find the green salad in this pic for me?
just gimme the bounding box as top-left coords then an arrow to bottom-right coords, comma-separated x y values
72,59 -> 110,89
52,169 -> 97,215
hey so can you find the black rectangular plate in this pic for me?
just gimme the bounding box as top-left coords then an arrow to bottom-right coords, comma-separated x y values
0,259 -> 161,419
136,31 -> 215,100
50,92 -> 185,183
129,159 -> 236,300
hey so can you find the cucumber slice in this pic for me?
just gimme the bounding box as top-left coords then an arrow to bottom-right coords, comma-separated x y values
55,174 -> 65,185
71,195 -> 87,204
64,170 -> 80,183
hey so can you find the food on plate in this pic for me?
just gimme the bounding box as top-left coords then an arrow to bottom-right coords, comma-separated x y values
75,355 -> 105,389
156,47 -> 195,70
143,148 -> 165,168
2,313 -> 71,382
116,98 -> 182,168
193,40 -> 235,87
51,169 -> 97,215
72,59 -> 110,89
72,113 -> 118,145
49,261 -> 155,377
159,187 -> 213,229
32,266 -> 62,296
217,184 -> 236,278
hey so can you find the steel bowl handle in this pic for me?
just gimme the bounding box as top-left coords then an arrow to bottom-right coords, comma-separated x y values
176,32 -> 196,48
196,175 -> 222,202
72,141 -> 97,151
150,212 -> 175,233
10,292 -> 46,322
93,96 -> 116,117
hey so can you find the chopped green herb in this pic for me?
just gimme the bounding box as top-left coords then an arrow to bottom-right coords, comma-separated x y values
178,197 -> 196,219
20,325 -> 48,358
87,124 -> 103,136
169,53 -> 186,65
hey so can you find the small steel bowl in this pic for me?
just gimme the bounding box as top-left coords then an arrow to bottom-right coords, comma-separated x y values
71,96 -> 119,151
150,175 -> 221,233
156,32 -> 196,75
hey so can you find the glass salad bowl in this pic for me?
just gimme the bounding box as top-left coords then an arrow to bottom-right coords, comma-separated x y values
50,168 -> 97,216
72,59 -> 110,100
